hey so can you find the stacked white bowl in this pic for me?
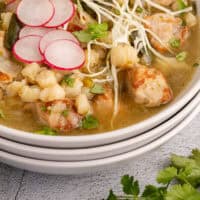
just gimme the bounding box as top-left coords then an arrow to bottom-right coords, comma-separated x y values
0,1 -> 199,175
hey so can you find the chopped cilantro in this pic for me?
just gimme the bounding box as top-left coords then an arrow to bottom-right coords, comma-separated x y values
62,110 -> 69,117
41,105 -> 47,112
81,115 -> 99,129
136,6 -> 143,14
157,167 -> 178,184
166,184 -> 200,200
90,84 -> 105,94
169,38 -> 181,48
107,190 -> 118,200
112,8 -> 120,15
177,0 -> 187,10
73,22 -> 108,43
142,185 -> 167,199
35,127 -> 57,136
121,175 -> 140,196
176,51 -> 187,62
62,75 -> 75,87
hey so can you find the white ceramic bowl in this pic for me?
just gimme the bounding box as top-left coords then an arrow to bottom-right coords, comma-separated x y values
0,2 -> 199,148
0,91 -> 200,161
1,101 -> 200,175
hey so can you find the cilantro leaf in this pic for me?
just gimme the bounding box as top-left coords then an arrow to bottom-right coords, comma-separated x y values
62,75 -> 75,87
74,23 -> 108,42
157,167 -> 178,184
90,84 -> 105,94
171,152 -> 200,187
190,149 -> 200,165
121,175 -> 140,196
136,6 -> 143,14
81,115 -> 99,129
171,154 -> 196,169
169,38 -> 181,48
176,0 -> 187,10
142,185 -> 166,200
35,127 -> 57,136
62,110 -> 69,117
166,184 -> 200,200
73,31 -> 92,43
105,149 -> 200,200
176,51 -> 187,62
107,190 -> 118,200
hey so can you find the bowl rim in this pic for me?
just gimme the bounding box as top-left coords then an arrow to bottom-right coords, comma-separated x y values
0,91 -> 199,161
1,101 -> 200,175
1,1 -> 200,145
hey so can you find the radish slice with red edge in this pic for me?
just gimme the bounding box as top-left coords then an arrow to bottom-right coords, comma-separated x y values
17,0 -> 54,27
19,26 -> 55,38
13,35 -> 44,63
44,39 -> 85,70
40,30 -> 79,54
45,0 -> 75,28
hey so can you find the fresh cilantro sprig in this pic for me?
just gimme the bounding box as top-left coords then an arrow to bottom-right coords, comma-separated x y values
62,74 -> 75,88
177,0 -> 188,10
73,22 -> 108,43
35,127 -> 57,136
81,115 -> 99,129
106,149 -> 200,200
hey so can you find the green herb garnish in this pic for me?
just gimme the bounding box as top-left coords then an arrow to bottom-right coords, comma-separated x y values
41,105 -> 47,112
35,127 -> 57,136
121,175 -> 140,197
106,149 -> 200,200
136,6 -> 143,14
82,115 -> 99,129
90,84 -> 105,94
169,38 -> 181,48
177,0 -> 187,10
62,75 -> 75,87
73,22 -> 108,43
62,110 -> 69,117
176,51 -> 187,62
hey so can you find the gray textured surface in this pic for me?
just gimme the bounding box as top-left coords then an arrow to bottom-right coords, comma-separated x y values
0,114 -> 200,200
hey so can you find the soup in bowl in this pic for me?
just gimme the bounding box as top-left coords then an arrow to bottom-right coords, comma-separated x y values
0,0 -> 199,138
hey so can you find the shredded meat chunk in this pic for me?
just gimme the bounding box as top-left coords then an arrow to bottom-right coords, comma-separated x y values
146,13 -> 190,52
36,99 -> 82,132
127,65 -> 173,107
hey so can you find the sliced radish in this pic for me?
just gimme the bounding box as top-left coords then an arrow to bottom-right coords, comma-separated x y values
44,39 -> 85,70
16,0 -> 54,27
40,30 -> 79,54
45,0 -> 75,28
19,26 -> 55,38
13,35 -> 44,63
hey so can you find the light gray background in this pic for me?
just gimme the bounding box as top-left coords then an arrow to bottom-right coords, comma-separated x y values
0,114 -> 200,200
